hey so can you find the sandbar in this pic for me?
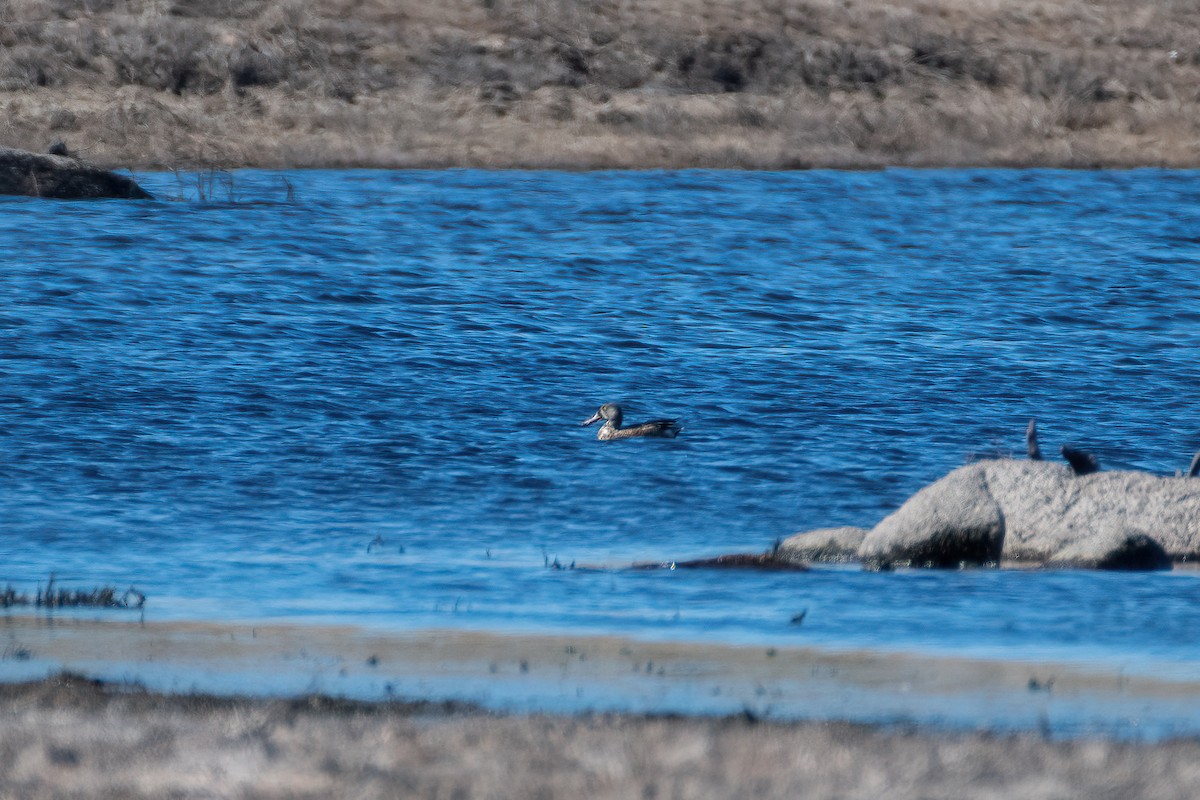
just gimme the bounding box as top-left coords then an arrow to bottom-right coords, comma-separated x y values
3,614 -> 1200,797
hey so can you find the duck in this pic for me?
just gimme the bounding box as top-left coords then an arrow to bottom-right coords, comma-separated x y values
581,403 -> 681,441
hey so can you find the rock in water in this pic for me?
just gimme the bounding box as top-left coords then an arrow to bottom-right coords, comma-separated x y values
0,146 -> 152,200
858,465 -> 1005,568
858,460 -> 1200,569
778,527 -> 869,564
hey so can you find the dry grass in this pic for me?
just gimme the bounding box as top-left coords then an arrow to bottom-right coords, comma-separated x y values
1,0 -> 1200,168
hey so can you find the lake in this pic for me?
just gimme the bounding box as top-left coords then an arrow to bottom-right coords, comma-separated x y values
2,167 -> 1199,679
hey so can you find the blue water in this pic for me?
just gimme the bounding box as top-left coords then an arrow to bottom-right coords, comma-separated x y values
3,168 -> 1200,677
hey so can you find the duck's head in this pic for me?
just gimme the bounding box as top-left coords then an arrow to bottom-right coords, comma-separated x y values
581,403 -> 622,427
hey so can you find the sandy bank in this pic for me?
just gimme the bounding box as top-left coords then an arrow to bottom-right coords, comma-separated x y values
4,616 -> 1200,797
4,0 -> 1200,170
4,614 -> 1200,734
2,671 -> 1200,799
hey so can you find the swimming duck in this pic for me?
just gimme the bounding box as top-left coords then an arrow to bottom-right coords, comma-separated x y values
581,403 -> 681,441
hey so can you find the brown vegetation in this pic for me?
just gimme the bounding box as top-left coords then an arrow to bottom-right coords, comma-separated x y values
0,576 -> 145,609
1,0 -> 1199,169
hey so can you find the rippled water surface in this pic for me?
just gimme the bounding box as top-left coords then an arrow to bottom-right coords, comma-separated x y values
3,168 -> 1200,675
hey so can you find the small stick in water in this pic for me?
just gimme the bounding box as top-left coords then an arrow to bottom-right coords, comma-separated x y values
1026,418 -> 1041,461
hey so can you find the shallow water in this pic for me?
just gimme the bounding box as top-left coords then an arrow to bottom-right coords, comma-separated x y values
3,168 -> 1200,680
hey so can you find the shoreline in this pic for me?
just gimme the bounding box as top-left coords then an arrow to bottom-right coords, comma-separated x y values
125,163 -> 1200,175
5,0 -> 1200,172
4,614 -> 1200,741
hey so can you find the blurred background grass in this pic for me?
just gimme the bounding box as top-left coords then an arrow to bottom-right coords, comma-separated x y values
1,0 -> 1198,169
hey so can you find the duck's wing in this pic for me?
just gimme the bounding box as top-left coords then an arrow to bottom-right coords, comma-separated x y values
626,419 -> 681,438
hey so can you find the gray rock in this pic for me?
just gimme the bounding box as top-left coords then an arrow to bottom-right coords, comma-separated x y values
0,146 -> 152,200
857,459 -> 1200,569
982,460 -> 1200,564
859,465 -> 1005,568
1045,526 -> 1171,571
778,527 -> 868,564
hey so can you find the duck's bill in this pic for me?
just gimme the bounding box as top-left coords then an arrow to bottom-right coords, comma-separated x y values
581,412 -> 603,426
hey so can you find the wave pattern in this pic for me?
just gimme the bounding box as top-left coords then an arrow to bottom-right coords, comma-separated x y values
2,169 -> 1200,670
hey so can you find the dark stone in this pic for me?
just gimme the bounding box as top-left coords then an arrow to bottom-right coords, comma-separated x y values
1061,445 -> 1099,475
0,146 -> 152,200
1093,532 -> 1172,571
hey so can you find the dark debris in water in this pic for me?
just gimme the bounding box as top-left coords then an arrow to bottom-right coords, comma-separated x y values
1,576 -> 146,610
543,551 -> 575,570
1028,677 -> 1056,693
569,549 -> 811,573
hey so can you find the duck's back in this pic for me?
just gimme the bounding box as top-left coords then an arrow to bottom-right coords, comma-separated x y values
611,419 -> 681,439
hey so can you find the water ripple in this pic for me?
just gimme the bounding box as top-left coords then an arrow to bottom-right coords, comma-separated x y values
1,169 -> 1200,671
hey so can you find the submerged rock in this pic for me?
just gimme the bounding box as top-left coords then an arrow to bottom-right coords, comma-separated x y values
0,145 -> 152,200
778,526 -> 868,564
629,552 -> 809,571
858,459 -> 1200,570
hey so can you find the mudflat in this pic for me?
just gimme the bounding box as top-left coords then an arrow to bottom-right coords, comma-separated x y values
3,0 -> 1199,170
3,616 -> 1200,798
